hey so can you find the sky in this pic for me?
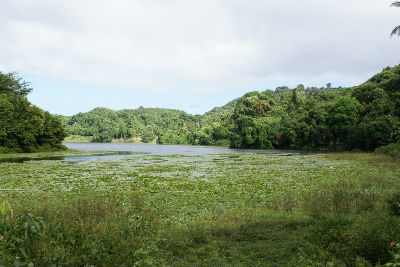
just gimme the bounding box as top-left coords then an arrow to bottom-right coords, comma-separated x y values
0,0 -> 399,116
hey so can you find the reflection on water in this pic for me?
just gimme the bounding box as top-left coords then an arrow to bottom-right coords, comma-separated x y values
64,142 -> 285,156
0,151 -> 142,163
0,143 -> 309,163
63,151 -> 144,162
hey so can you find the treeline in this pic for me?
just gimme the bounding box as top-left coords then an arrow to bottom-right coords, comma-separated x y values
2,66 -> 397,152
227,66 -> 400,151
65,66 -> 400,151
64,107 -> 200,144
63,94 -> 238,145
0,72 -> 66,152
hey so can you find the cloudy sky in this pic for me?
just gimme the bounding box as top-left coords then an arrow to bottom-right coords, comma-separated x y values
0,0 -> 399,115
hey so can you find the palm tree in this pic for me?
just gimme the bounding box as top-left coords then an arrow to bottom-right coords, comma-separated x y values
391,1 -> 400,37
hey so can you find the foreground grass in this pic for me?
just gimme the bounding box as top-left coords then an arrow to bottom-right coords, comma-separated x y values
0,152 -> 399,266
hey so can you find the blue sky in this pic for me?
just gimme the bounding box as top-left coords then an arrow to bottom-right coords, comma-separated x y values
1,0 -> 400,115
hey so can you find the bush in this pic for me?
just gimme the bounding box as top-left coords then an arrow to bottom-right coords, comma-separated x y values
375,143 -> 400,158
308,213 -> 400,266
302,181 -> 379,218
0,146 -> 12,153
388,193 -> 400,217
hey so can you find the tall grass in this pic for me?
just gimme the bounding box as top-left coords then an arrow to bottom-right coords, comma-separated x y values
0,193 -> 163,266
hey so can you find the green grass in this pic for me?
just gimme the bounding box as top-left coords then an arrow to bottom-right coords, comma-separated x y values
0,152 -> 399,266
63,135 -> 92,143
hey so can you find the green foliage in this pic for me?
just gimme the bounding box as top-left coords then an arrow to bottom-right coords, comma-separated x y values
376,143 -> 400,158
307,214 -> 398,266
1,151 -> 399,266
65,107 -> 199,144
387,192 -> 400,216
63,93 -> 235,146
0,200 -> 13,221
0,72 -> 66,152
328,97 -> 362,149
0,194 -> 161,266
391,2 -> 400,37
228,66 -> 400,151
62,65 -> 400,152
157,130 -> 187,145
0,72 -> 32,96
386,243 -> 400,267
141,129 -> 156,143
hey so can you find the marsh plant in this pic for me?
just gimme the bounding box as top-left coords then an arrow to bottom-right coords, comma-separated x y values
0,152 -> 399,266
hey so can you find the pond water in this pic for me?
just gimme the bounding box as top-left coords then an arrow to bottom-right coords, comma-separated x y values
0,151 -> 140,164
0,143 -> 305,163
64,142 -> 284,156
61,143 -> 307,161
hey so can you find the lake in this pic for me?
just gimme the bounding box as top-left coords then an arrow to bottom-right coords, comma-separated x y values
0,143 -> 310,163
64,142 -> 290,157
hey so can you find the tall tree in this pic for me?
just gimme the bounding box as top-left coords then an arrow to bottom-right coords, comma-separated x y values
0,72 -> 66,152
391,2 -> 400,37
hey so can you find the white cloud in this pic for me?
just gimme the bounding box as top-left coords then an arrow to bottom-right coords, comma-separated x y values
1,0 -> 399,97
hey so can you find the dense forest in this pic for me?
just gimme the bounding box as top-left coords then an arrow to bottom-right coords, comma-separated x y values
229,65 -> 400,151
64,107 -> 200,144
64,65 -> 400,151
1,66 -> 397,153
63,99 -> 238,146
0,72 -> 66,152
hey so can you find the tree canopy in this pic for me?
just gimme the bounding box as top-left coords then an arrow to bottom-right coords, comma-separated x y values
0,72 -> 66,152
391,2 -> 400,37
63,65 -> 400,152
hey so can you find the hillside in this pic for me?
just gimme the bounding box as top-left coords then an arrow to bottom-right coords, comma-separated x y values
63,95 -> 241,145
64,107 -> 199,144
201,98 -> 239,124
63,65 -> 400,151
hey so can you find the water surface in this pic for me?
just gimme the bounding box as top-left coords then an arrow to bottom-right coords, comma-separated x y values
64,142 -> 287,156
0,151 -> 140,163
0,143 -> 307,163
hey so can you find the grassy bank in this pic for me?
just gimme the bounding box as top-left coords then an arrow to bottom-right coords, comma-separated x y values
0,152 -> 399,266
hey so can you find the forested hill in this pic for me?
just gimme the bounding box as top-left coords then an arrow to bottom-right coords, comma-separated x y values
64,65 -> 400,151
201,98 -> 238,123
64,107 -> 199,144
63,98 -> 238,145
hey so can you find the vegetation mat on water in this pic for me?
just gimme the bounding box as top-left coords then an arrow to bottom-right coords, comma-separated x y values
0,152 -> 399,266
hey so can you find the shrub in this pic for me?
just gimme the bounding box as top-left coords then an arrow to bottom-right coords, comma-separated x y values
375,143 -> 400,158
302,182 -> 379,218
388,193 -> 400,217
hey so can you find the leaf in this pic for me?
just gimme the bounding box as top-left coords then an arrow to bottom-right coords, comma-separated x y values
19,247 -> 28,259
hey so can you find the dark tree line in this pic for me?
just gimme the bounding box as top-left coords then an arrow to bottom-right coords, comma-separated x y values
0,72 -> 66,152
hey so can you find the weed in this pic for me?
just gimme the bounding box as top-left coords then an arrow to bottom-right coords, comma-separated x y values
0,151 -> 399,265
375,143 -> 400,158
388,193 -> 400,217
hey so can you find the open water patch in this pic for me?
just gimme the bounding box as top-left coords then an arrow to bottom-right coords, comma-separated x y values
0,151 -> 144,164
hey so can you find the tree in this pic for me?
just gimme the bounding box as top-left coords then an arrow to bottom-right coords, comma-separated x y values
230,115 -> 257,148
0,72 -> 66,152
38,113 -> 67,148
391,2 -> 400,37
0,72 -> 32,96
328,97 -> 363,149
